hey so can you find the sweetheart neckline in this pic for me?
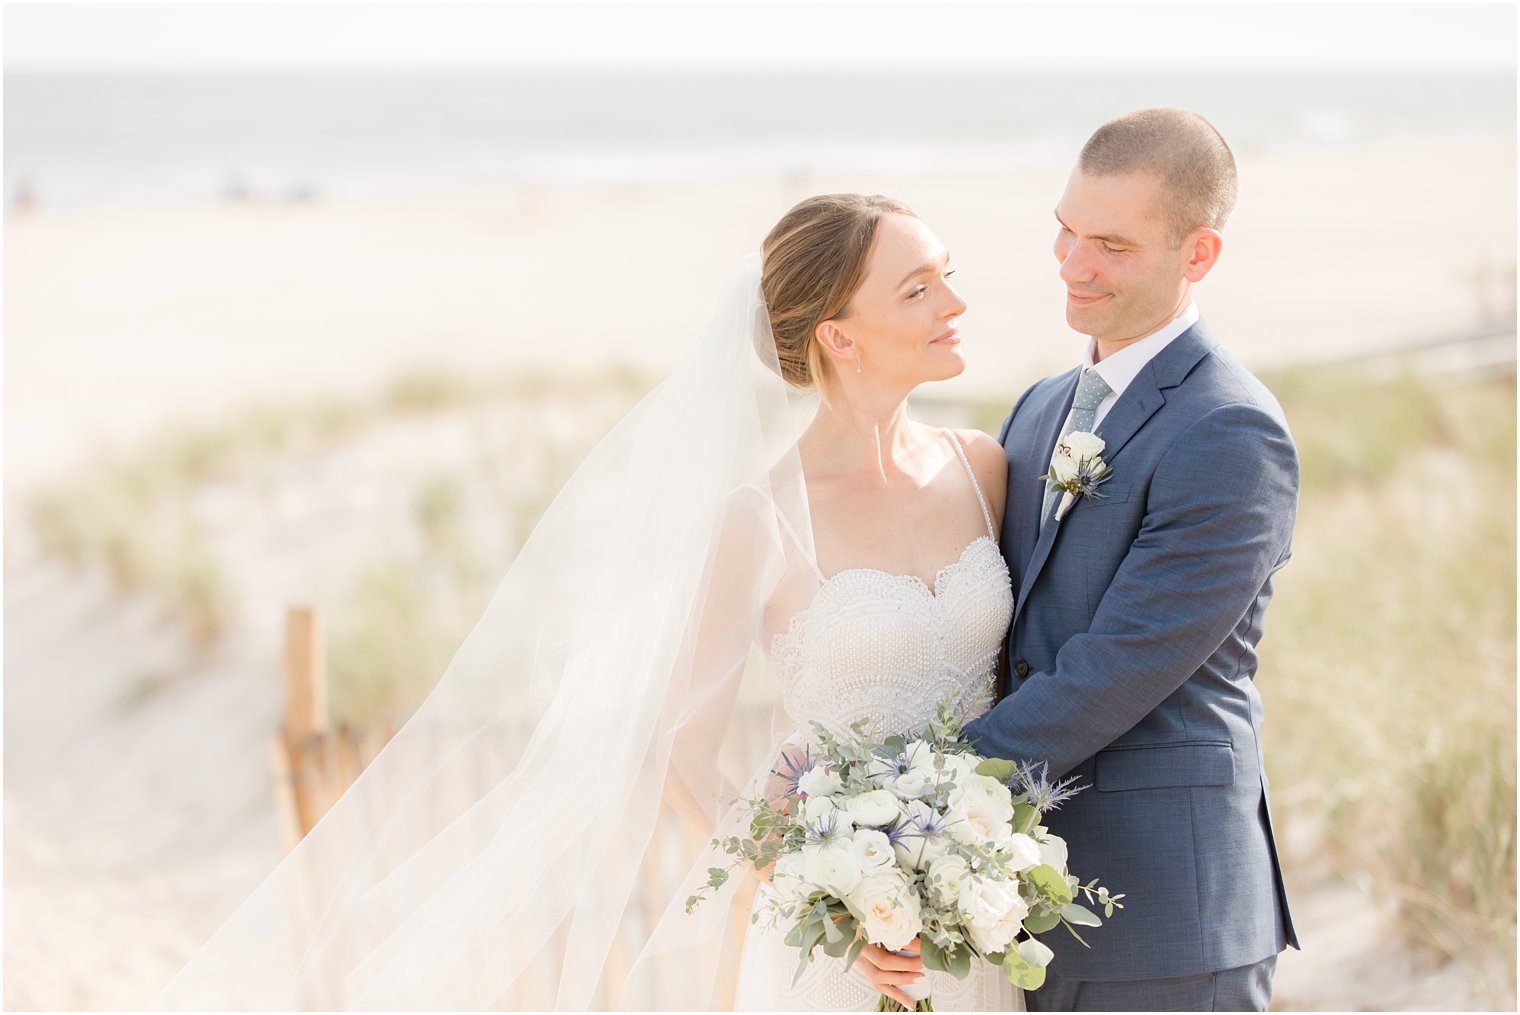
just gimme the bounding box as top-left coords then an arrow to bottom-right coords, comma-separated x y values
815,533 -> 1000,600
767,533 -> 1008,659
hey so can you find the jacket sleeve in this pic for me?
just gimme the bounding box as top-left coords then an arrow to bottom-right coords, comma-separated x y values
961,400 -> 1299,777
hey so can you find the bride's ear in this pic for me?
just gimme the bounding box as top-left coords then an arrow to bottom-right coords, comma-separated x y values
814,320 -> 856,368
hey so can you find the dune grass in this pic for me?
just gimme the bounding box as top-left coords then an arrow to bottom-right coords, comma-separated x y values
1255,367 -> 1516,994
23,366 -> 654,653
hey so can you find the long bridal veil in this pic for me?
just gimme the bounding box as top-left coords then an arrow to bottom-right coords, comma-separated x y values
151,254 -> 818,1010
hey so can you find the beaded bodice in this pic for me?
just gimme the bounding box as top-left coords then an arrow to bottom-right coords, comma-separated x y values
765,431 -> 1014,748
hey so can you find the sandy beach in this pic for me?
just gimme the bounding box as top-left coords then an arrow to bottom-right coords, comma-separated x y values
4,141 -> 1516,1010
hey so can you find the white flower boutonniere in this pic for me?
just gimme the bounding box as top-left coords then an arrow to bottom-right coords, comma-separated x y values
1039,430 -> 1114,522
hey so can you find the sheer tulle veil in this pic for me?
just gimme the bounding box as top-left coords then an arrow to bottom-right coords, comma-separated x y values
150,254 -> 819,1010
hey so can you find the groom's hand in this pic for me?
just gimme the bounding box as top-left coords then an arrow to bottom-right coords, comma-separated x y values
854,938 -> 924,1007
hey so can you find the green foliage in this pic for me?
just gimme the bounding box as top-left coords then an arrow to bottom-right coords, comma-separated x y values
1258,369 -> 1516,986
1025,865 -> 1073,908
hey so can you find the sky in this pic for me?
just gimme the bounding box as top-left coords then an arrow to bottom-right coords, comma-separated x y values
4,1 -> 1516,74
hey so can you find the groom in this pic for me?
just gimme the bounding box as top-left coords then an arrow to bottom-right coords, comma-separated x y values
961,108 -> 1301,1009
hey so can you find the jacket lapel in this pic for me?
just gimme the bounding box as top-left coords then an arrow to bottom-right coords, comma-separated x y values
1010,369 -> 1080,581
1012,319 -> 1220,619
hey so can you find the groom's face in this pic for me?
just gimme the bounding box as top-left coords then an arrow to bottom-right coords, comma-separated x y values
1053,168 -> 1192,347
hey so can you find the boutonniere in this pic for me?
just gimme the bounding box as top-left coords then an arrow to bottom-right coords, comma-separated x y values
1039,430 -> 1114,522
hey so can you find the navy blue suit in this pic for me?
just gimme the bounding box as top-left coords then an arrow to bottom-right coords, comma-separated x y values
962,319 -> 1300,1009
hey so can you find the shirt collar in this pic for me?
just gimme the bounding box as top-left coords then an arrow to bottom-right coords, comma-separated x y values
1081,302 -> 1200,399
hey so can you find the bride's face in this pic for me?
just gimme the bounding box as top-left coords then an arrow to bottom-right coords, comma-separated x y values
828,214 -> 967,388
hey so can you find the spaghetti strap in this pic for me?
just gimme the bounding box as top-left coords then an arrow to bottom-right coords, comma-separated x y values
739,482 -> 825,583
945,430 -> 997,539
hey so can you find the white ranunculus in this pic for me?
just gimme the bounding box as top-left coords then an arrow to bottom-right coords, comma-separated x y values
867,740 -> 936,779
850,829 -> 898,874
958,876 -> 1031,955
797,765 -> 844,798
1048,452 -> 1079,484
1004,832 -> 1043,873
890,800 -> 948,870
1088,456 -> 1107,475
1064,430 -> 1106,461
845,789 -> 903,828
925,854 -> 972,906
801,794 -> 843,826
887,767 -> 935,801
803,842 -> 863,898
1034,827 -> 1069,873
848,873 -> 923,951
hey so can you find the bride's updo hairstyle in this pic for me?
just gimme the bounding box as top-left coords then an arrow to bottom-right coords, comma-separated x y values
760,193 -> 914,395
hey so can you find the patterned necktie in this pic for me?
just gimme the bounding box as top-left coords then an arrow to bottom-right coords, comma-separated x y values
1041,368 -> 1114,529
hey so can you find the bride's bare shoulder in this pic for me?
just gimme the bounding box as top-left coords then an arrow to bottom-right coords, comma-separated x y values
952,427 -> 1008,522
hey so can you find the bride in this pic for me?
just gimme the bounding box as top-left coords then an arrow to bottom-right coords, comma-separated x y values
152,195 -> 1024,1011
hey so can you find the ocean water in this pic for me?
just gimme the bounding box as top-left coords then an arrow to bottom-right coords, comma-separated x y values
3,70 -> 1514,207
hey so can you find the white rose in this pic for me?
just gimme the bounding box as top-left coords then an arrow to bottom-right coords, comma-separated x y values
848,873 -> 923,951
845,789 -> 902,828
947,775 -> 1015,846
850,829 -> 898,874
1048,451 -> 1079,484
958,876 -> 1030,955
1034,827 -> 1069,873
769,852 -> 812,910
1064,431 -> 1106,461
803,842 -> 863,898
1003,832 -> 1043,873
936,752 -> 977,786
797,765 -> 844,798
925,854 -> 972,906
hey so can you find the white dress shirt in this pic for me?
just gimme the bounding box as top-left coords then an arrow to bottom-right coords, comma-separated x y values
1070,302 -> 1200,433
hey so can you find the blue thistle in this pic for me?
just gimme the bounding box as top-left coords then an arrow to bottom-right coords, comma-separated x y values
1010,759 -> 1087,815
770,745 -> 814,798
803,808 -> 848,847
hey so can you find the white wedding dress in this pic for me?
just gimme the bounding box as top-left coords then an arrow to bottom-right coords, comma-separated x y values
732,429 -> 1025,1012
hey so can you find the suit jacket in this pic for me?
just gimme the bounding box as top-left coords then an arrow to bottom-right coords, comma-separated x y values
961,318 -> 1301,983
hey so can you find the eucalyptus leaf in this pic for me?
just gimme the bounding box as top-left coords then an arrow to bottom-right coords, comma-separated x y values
1061,903 -> 1103,927
1022,909 -> 1061,934
975,758 -> 1017,784
1025,864 -> 1073,907
1000,950 -> 1047,990
845,934 -> 867,971
945,940 -> 972,979
1012,801 -> 1041,835
1017,937 -> 1055,968
919,935 -> 950,973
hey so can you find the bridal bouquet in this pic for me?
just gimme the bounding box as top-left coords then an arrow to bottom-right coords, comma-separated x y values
686,705 -> 1122,1011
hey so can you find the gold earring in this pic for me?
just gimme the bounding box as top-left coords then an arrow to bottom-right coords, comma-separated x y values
854,352 -> 862,375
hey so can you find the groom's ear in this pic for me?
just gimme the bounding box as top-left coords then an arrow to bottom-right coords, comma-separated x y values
1182,229 -> 1224,283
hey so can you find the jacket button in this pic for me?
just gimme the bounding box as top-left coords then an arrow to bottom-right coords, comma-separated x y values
1014,660 -> 1030,679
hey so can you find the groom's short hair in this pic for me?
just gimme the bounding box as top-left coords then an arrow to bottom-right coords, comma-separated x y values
1079,107 -> 1237,248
